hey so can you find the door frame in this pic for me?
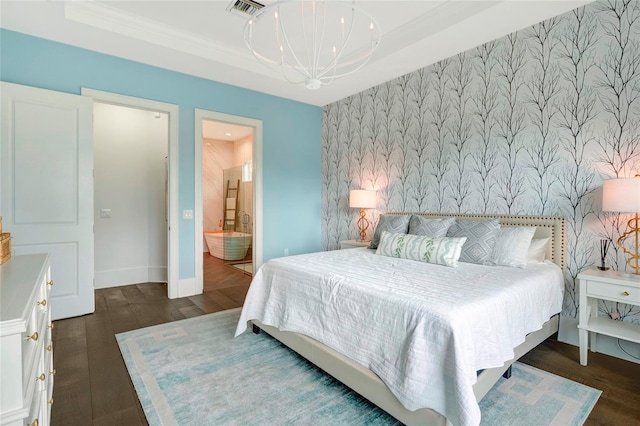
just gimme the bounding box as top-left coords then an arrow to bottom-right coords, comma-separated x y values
195,109 -> 263,294
81,88 -> 180,298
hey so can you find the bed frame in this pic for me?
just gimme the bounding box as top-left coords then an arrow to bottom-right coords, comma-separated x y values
251,213 -> 566,426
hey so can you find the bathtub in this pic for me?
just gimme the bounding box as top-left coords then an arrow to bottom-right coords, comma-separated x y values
204,231 -> 252,261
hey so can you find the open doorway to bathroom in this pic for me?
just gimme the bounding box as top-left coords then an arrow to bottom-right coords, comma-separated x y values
202,120 -> 254,281
194,108 -> 263,296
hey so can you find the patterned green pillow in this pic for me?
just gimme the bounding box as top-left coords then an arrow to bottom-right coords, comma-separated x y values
375,231 -> 467,267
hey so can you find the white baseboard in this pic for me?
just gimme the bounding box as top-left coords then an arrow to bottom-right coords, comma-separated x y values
148,266 -> 168,283
558,317 -> 640,364
95,266 -> 167,289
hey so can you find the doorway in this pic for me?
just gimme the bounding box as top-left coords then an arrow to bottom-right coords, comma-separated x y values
92,102 -> 168,288
194,109 -> 263,294
82,88 -> 180,298
202,121 -> 254,277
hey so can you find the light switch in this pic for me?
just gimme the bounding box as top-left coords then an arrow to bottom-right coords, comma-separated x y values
183,209 -> 193,219
100,209 -> 111,218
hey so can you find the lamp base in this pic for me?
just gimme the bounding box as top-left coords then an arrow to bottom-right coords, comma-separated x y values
356,209 -> 370,242
617,212 -> 640,275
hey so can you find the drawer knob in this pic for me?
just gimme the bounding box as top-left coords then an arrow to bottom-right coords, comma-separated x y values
623,291 -> 630,296
36,373 -> 45,381
28,419 -> 38,426
48,323 -> 54,330
37,299 -> 47,306
48,398 -> 54,405
47,280 -> 54,286
46,344 -> 52,352
50,369 -> 56,376
26,332 -> 38,342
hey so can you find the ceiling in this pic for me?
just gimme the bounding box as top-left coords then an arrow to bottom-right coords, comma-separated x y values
203,119 -> 254,141
0,0 -> 593,107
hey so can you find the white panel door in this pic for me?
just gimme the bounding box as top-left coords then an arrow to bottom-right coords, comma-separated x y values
1,82 -> 94,320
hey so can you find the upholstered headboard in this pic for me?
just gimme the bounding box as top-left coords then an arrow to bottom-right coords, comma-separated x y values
387,213 -> 566,270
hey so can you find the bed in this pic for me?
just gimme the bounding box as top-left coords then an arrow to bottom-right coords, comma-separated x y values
235,213 -> 566,426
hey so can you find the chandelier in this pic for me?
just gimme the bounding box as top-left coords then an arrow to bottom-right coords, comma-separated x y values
244,1 -> 381,90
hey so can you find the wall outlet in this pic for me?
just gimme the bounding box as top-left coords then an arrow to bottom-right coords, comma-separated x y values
284,248 -> 289,256
100,208 -> 111,218
183,209 -> 193,219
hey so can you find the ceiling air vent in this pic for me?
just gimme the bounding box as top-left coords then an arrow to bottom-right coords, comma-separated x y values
227,0 -> 265,18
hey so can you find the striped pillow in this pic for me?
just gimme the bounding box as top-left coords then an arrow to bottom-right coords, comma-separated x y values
375,231 -> 467,267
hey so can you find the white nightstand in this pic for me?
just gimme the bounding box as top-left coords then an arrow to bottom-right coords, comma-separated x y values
577,269 -> 640,366
339,240 -> 371,249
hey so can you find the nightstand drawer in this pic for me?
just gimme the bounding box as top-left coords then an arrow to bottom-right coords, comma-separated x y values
587,280 -> 640,304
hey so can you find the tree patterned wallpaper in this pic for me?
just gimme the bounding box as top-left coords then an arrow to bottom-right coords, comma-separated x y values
321,0 -> 640,325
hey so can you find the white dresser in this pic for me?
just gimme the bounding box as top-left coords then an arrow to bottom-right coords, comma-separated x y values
0,254 -> 53,426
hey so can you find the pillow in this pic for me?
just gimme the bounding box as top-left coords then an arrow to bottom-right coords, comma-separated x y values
446,218 -> 500,264
368,214 -> 411,249
527,237 -> 550,263
376,231 -> 467,267
488,227 -> 536,268
408,216 -> 455,238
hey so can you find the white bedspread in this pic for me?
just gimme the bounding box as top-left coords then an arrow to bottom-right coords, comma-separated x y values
235,248 -> 563,426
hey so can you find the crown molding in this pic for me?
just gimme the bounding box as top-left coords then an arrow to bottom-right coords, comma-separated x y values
63,1 -> 274,79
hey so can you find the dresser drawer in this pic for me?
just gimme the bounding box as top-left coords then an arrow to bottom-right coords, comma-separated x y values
21,311 -> 41,393
587,280 -> 640,304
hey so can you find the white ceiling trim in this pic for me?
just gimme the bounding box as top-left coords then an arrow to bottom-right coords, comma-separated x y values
1,1 -> 596,107
64,1 -> 274,79
372,0 -> 498,59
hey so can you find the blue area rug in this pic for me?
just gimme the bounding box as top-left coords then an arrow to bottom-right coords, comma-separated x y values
116,309 -> 600,426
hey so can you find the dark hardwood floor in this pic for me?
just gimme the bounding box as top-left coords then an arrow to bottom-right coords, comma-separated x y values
51,259 -> 640,425
51,256 -> 251,426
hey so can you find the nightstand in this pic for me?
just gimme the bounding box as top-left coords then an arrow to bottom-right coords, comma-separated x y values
577,269 -> 640,366
339,240 -> 370,249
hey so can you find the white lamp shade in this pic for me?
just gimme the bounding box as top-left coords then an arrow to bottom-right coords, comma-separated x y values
602,178 -> 640,212
349,190 -> 376,209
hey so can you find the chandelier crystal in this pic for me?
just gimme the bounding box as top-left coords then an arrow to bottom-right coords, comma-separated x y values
244,1 -> 381,90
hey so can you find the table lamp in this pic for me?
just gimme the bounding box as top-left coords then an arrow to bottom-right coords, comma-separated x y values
602,175 -> 640,275
349,190 -> 376,242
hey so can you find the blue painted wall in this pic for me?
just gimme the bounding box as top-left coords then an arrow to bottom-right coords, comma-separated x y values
0,29 -> 322,279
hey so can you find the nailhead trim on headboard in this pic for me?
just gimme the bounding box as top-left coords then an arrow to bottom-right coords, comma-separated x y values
387,213 -> 566,270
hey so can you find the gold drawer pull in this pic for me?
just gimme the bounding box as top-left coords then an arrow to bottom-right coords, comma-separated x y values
48,323 -> 54,330
36,373 -> 45,381
47,280 -> 53,287
28,419 -> 38,426
37,299 -> 47,306
623,291 -> 630,296
48,398 -> 54,405
26,332 -> 39,342
46,344 -> 52,352
50,369 -> 56,376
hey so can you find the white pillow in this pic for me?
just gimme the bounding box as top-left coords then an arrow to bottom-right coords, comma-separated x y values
527,237 -> 550,263
488,227 -> 536,268
376,231 -> 466,267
